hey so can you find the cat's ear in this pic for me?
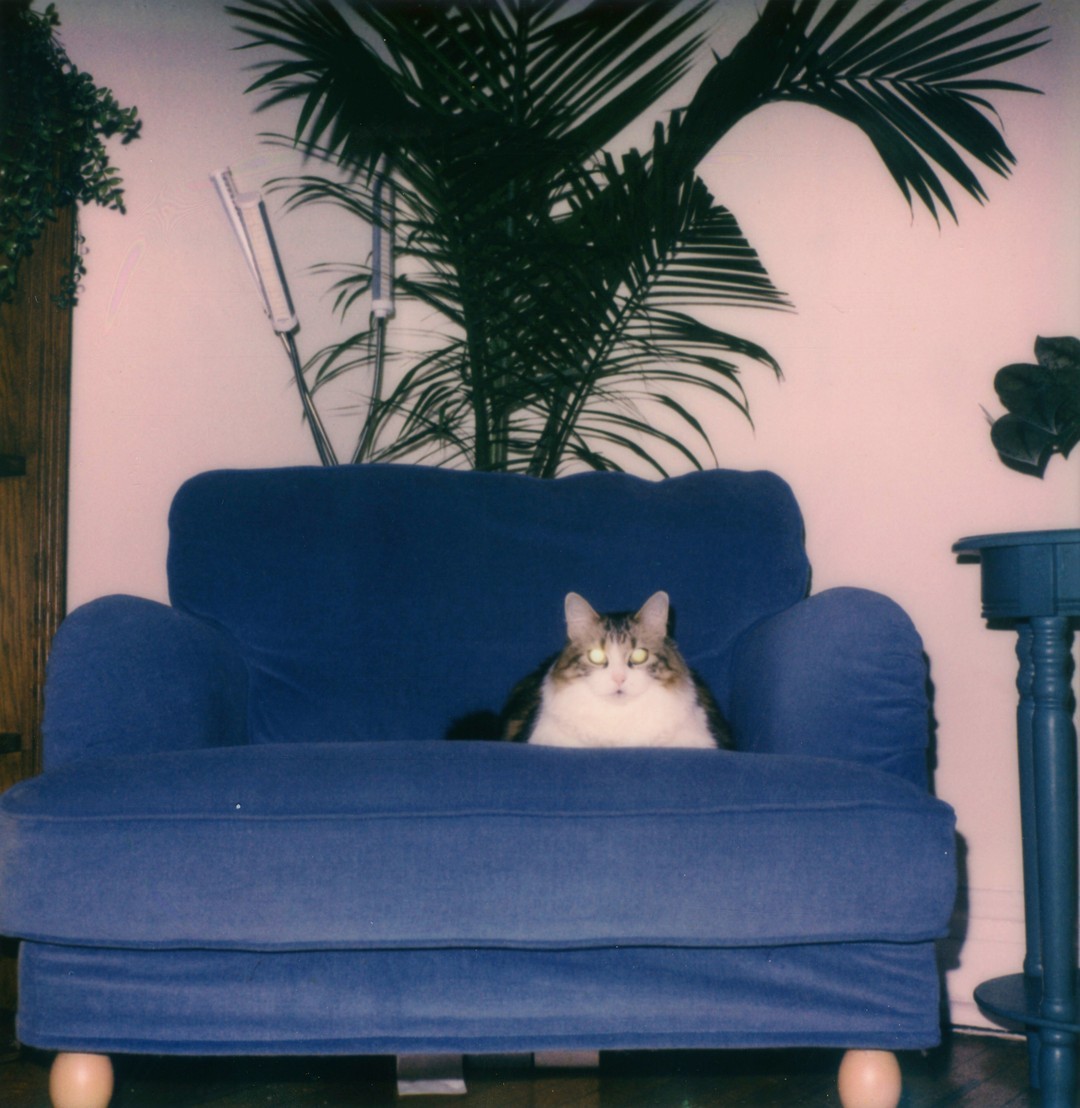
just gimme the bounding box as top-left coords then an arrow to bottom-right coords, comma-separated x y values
564,592 -> 600,640
636,591 -> 670,637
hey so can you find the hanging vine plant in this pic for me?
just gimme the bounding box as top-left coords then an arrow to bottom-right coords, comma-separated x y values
0,1 -> 141,307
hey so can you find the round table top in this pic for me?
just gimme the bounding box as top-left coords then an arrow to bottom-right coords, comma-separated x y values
954,529 -> 1080,553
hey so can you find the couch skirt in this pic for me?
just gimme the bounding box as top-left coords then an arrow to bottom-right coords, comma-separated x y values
18,939 -> 943,1056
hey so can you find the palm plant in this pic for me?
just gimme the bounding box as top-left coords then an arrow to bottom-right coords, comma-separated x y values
229,0 -> 1045,476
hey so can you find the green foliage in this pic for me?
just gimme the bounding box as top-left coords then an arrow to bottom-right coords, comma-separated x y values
230,0 -> 1045,475
0,1 -> 141,306
989,336 -> 1080,477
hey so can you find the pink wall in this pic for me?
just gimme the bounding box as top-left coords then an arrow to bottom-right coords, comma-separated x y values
692,3 -> 1080,1025
57,0 -> 1079,1028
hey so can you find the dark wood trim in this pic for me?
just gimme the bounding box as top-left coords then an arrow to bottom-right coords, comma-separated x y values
0,205 -> 73,1009
30,208 -> 73,780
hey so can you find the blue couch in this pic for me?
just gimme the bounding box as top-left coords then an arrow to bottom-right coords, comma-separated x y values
0,465 -> 956,1103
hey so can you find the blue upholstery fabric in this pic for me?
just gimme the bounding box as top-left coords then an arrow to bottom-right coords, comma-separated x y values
0,741 -> 955,950
18,941 -> 943,1055
165,466 -> 811,746
0,464 -> 957,1058
729,589 -> 933,786
43,596 -> 249,769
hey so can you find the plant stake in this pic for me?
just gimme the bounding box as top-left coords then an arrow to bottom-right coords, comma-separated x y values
212,167 -> 339,466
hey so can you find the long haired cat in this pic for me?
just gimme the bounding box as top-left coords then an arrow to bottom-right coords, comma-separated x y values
500,591 -> 731,748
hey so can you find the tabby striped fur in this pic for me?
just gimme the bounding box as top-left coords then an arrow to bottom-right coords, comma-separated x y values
501,591 -> 730,748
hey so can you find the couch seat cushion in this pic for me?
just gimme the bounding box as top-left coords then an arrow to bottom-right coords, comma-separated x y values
0,741 -> 955,951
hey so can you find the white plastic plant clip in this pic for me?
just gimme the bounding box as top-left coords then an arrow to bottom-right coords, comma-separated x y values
211,167 -> 338,466
211,168 -> 298,334
371,159 -> 395,320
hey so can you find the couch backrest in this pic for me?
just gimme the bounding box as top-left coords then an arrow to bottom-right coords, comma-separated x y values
167,465 -> 810,745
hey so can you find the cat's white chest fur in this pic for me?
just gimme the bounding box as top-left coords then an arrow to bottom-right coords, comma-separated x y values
529,675 -> 715,749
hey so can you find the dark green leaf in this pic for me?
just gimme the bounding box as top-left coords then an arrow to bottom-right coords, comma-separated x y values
994,362 -> 1080,435
1035,334 -> 1080,372
990,413 -> 1055,477
990,335 -> 1080,475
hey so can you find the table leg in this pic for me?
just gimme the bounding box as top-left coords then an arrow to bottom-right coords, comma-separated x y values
1015,624 -> 1042,1084
1030,616 -> 1078,1106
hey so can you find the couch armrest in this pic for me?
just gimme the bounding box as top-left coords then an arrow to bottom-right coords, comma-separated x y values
727,587 -> 930,787
44,596 -> 250,769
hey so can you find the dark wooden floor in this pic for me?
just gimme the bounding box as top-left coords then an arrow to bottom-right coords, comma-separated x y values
1,1027 -> 1039,1107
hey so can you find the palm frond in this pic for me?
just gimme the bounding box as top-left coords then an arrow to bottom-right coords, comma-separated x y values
671,0 -> 1045,223
772,0 -> 1048,220
570,406 -> 712,477
231,0 -> 1046,475
522,123 -> 787,476
227,1 -> 414,174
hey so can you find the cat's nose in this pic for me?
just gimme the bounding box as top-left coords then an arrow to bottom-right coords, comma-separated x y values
611,669 -> 627,688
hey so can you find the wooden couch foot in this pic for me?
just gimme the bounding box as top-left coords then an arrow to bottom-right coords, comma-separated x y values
49,1052 -> 114,1108
837,1049 -> 901,1108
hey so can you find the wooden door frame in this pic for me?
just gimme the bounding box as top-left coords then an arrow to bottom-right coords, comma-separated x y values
0,205 -> 72,782
0,205 -> 73,1013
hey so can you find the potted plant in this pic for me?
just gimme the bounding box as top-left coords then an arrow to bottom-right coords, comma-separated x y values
229,0 -> 1046,475
0,1 -> 141,306
956,333 -> 1079,1092
986,335 -> 1080,478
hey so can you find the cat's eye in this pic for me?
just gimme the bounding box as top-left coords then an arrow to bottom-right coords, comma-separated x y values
587,647 -> 607,666
629,647 -> 649,665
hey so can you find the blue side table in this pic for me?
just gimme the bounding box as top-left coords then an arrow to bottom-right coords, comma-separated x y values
954,529 -> 1080,1108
